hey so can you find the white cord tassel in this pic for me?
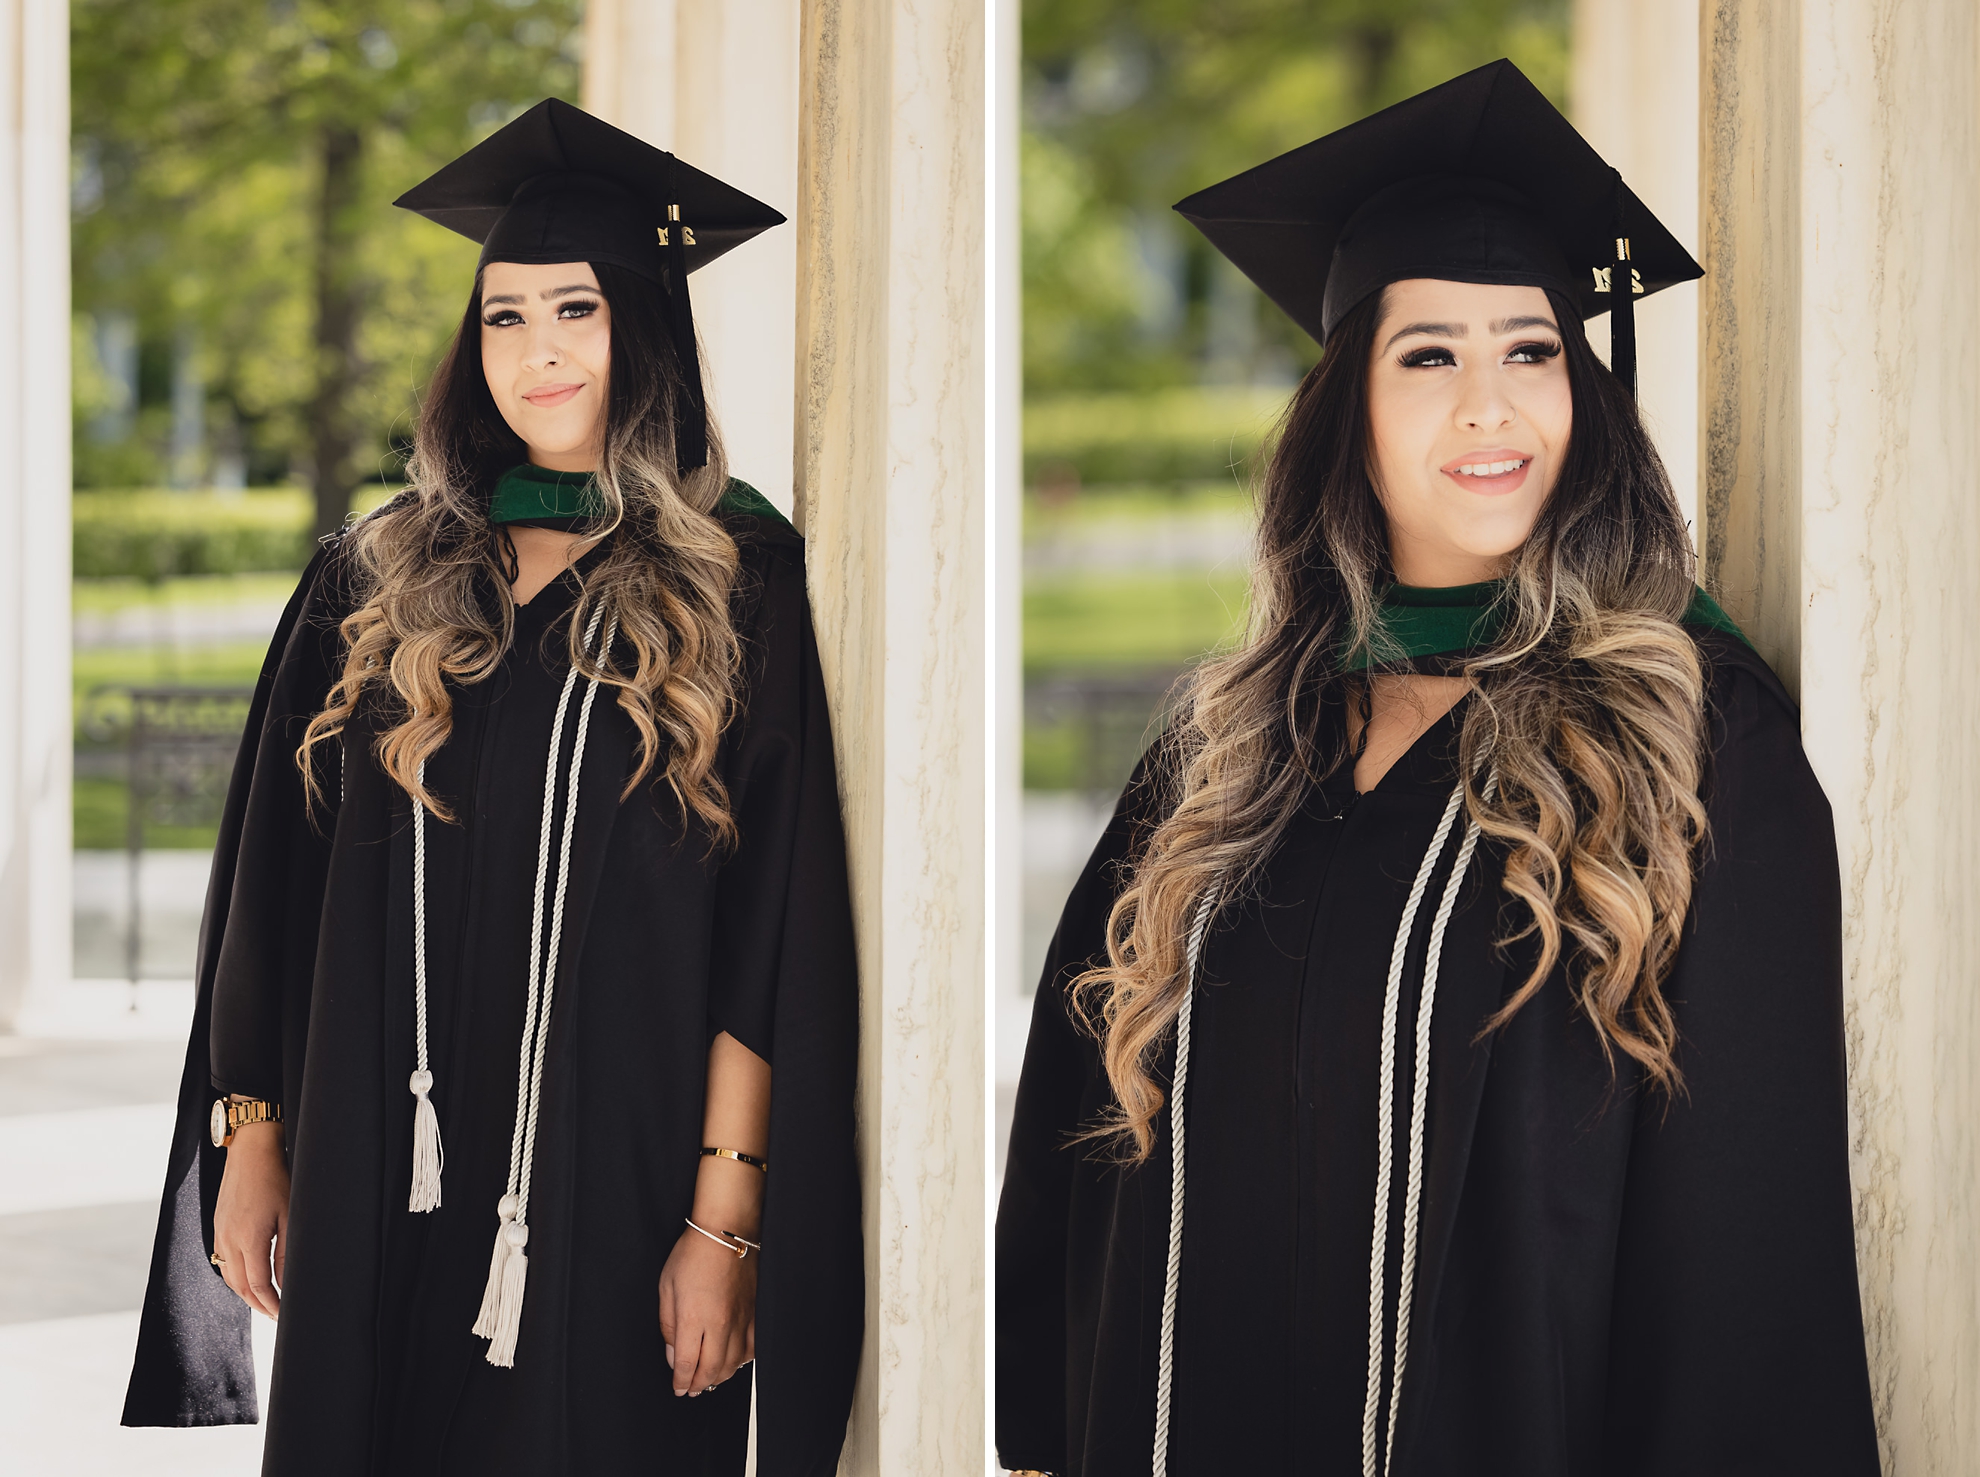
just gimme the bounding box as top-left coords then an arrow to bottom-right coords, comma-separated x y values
408,764 -> 444,1212
470,1192 -> 520,1338
483,1220 -> 531,1368
408,1070 -> 443,1212
470,610 -> 615,1369
1152,887 -> 1218,1477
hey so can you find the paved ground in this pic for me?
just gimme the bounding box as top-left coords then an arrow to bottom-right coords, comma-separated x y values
73,852 -> 210,983
0,1009 -> 274,1474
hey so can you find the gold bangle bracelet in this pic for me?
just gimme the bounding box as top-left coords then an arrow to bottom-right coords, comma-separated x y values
700,1146 -> 768,1172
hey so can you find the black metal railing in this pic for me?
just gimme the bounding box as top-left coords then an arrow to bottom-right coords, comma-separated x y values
78,685 -> 253,984
1024,667 -> 1187,799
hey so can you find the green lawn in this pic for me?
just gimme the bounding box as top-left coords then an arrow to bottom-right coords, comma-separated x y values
75,640 -> 271,717
74,570 -> 301,616
1023,387 -> 1289,485
1023,478 -> 1253,526
1023,566 -> 1250,790
1025,567 -> 1249,672
76,775 -> 232,850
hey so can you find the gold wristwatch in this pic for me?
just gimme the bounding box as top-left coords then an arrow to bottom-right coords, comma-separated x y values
210,1097 -> 281,1148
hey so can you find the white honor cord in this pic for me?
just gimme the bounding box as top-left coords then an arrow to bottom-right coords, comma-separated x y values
1363,775 -> 1493,1477
1152,886 -> 1219,1477
515,612 -> 617,1232
407,761 -> 443,1211
464,606 -> 616,1367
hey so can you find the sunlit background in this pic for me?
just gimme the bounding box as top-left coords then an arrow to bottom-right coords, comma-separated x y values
1003,0 -> 1570,1161
14,7 -> 585,1470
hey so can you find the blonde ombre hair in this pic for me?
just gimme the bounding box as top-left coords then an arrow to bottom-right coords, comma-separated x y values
1077,288 -> 1709,1161
299,263 -> 744,850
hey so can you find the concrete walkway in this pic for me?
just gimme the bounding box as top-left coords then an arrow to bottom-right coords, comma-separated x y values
0,1002 -> 273,1474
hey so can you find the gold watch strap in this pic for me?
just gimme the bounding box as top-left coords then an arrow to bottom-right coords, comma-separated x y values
211,1097 -> 282,1148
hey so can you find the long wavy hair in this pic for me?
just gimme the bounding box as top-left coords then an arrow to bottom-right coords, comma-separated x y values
297,262 -> 744,849
1076,286 -> 1709,1161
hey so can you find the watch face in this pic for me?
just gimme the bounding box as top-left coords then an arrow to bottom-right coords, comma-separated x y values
210,1099 -> 229,1148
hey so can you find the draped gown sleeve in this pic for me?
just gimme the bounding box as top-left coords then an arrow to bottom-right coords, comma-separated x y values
995,761 -> 1163,1475
711,515 -> 864,1477
1597,635 -> 1880,1473
123,543 -> 350,1426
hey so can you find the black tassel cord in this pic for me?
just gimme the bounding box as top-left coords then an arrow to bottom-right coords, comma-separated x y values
664,152 -> 710,473
1610,170 -> 1638,399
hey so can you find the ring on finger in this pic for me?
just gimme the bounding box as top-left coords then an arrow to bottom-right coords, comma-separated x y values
209,1253 -> 228,1266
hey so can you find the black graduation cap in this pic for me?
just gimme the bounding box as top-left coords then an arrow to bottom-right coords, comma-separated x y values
395,98 -> 787,471
1173,59 -> 1701,396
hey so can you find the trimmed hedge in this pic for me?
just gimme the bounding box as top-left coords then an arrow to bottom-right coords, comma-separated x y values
74,489 -> 315,579
1022,386 -> 1291,487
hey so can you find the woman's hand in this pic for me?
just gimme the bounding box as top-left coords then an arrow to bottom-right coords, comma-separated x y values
661,1029 -> 769,1397
212,1120 -> 289,1318
657,1226 -> 757,1396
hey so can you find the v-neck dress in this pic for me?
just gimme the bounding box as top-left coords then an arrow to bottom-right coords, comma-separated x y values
127,506 -> 863,1477
997,633 -> 1879,1476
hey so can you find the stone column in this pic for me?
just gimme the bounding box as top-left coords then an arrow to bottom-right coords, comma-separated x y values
1697,1 -> 1980,1469
795,0 -> 984,1470
990,0 -> 1022,1062
0,0 -> 71,1029
1570,0 -> 1702,533
584,0 -> 802,515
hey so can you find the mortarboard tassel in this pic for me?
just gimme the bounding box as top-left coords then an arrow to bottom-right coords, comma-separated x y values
663,153 -> 710,474
1610,172 -> 1638,399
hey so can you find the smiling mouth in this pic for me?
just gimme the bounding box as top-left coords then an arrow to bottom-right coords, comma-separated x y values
523,384 -> 583,406
1450,458 -> 1528,477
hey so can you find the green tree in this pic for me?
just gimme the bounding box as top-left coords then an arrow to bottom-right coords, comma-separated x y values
1021,0 -> 1569,395
73,0 -> 583,536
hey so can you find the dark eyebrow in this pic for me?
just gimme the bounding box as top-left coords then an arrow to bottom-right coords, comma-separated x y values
1381,320 -> 1464,353
480,285 -> 599,308
1380,314 -> 1562,354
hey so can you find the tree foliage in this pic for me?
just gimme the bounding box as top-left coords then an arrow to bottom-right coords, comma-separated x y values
71,0 -> 583,530
1022,0 -> 1569,395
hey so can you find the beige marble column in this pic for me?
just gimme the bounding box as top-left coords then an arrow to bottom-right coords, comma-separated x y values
0,0 -> 71,1028
584,0 -> 802,514
795,0 -> 984,1470
1570,0 -> 1702,534
1700,1 -> 1980,1468
1698,0 -> 1802,684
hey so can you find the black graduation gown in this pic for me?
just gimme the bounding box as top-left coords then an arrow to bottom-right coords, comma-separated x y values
997,631 -> 1880,1476
123,505 -> 862,1477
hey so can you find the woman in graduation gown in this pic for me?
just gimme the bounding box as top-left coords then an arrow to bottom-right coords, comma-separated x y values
997,62 -> 1879,1477
123,100 -> 861,1476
